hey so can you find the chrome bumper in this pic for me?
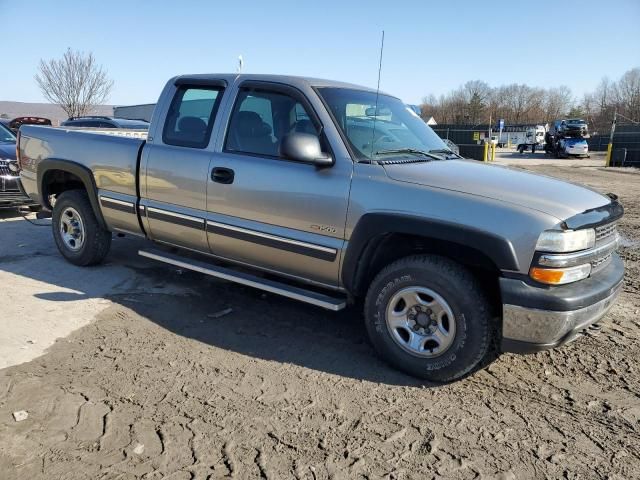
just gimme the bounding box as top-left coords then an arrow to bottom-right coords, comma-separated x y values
502,282 -> 622,353
0,174 -> 35,207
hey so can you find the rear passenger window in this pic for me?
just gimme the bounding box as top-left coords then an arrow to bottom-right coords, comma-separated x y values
225,89 -> 319,158
163,86 -> 223,148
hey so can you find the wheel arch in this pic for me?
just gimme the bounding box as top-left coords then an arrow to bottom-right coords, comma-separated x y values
37,158 -> 107,229
342,213 -> 519,299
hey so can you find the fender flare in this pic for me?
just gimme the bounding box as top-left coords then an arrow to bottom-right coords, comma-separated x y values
37,158 -> 107,229
341,213 -> 520,294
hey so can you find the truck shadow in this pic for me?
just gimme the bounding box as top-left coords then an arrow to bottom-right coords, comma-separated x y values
111,264 -> 429,387
0,215 -> 428,386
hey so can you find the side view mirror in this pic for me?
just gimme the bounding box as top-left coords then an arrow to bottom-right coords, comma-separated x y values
279,132 -> 333,167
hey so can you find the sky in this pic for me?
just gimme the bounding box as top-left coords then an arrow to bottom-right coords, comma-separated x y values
1,0 -> 639,106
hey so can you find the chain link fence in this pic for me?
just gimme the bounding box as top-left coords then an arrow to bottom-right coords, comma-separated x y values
609,120 -> 640,166
431,125 -> 488,161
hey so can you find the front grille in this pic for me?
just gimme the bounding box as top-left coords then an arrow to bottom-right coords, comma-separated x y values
591,252 -> 613,273
591,222 -> 618,273
595,223 -> 617,243
0,191 -> 31,206
1,174 -> 21,193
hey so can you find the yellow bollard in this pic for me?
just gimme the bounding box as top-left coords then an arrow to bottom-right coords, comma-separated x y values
483,142 -> 489,162
491,143 -> 496,162
605,143 -> 613,167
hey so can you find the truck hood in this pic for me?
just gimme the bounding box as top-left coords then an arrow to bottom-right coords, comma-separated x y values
382,159 -> 610,221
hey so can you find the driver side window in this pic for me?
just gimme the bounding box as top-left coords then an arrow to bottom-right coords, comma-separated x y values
225,88 -> 319,158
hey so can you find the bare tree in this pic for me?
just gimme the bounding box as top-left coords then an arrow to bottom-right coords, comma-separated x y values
463,80 -> 491,124
613,68 -> 640,121
35,48 -> 113,119
543,86 -> 573,121
419,67 -> 639,130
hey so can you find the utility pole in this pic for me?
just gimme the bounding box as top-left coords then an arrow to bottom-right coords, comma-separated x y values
606,109 -> 616,167
488,114 -> 492,142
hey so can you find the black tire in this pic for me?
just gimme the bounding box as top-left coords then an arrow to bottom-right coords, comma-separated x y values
52,190 -> 111,266
364,255 -> 493,382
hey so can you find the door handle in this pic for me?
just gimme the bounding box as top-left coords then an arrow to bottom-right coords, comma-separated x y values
211,167 -> 235,184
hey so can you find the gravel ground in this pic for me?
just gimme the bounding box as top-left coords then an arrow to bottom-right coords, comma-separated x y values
0,165 -> 639,479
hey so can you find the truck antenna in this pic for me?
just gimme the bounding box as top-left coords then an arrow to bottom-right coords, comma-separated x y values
370,30 -> 385,159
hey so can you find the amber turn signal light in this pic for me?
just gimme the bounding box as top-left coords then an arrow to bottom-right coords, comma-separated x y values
530,264 -> 592,285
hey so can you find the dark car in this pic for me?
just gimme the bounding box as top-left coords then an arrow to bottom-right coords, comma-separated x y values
61,116 -> 149,130
551,119 -> 588,138
0,123 -> 36,208
6,116 -> 52,133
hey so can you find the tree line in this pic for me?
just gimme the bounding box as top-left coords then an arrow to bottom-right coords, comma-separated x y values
420,67 -> 640,134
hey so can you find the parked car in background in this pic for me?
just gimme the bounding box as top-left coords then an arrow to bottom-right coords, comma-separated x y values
1,117 -> 51,134
0,122 -> 37,209
61,116 -> 150,130
550,119 -> 589,138
560,137 -> 590,157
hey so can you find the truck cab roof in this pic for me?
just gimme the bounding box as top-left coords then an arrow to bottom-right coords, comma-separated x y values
173,73 -> 385,95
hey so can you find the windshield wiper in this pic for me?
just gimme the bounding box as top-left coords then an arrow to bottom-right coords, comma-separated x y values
374,148 -> 442,161
428,149 -> 461,159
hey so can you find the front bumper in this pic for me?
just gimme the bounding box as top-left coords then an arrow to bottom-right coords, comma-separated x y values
0,174 -> 36,208
501,254 -> 624,353
566,148 -> 589,156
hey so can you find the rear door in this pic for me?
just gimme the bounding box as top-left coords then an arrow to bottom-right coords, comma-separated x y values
140,79 -> 226,252
204,81 -> 353,287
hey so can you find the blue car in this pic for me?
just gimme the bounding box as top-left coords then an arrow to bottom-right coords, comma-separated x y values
0,122 -> 36,208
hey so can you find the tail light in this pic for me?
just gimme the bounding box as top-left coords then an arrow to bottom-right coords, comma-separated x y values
15,130 -> 21,169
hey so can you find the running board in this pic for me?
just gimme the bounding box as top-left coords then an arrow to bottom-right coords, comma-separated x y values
139,248 -> 347,311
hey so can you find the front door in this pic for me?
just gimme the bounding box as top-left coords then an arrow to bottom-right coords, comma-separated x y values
205,83 -> 352,287
141,82 -> 225,252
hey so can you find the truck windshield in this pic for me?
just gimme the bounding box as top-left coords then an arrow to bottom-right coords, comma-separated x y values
317,88 -> 448,162
0,123 -> 16,142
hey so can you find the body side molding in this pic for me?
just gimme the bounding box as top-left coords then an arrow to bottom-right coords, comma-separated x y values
207,220 -> 337,262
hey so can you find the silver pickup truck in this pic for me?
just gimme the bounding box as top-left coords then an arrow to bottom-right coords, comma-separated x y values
17,74 -> 624,382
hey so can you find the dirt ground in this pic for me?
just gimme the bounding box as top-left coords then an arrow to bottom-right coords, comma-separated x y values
1,163 -> 639,480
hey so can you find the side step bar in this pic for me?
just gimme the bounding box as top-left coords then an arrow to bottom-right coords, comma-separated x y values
139,248 -> 347,311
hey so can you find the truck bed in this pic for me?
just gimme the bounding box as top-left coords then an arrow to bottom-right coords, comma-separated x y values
18,125 -> 145,203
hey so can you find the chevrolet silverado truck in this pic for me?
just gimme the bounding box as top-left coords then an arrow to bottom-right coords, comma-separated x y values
17,74 -> 624,382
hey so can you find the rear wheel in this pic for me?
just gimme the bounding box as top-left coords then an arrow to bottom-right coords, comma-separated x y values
364,255 -> 493,382
52,190 -> 111,266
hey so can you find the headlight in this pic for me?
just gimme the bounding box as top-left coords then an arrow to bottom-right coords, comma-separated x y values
0,159 -> 19,172
535,229 -> 595,253
530,264 -> 592,285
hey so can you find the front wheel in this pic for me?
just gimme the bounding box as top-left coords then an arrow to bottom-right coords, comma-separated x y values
52,190 -> 112,266
364,255 -> 493,382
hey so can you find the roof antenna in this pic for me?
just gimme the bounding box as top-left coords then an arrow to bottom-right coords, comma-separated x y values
370,30 -> 385,159
237,55 -> 244,73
